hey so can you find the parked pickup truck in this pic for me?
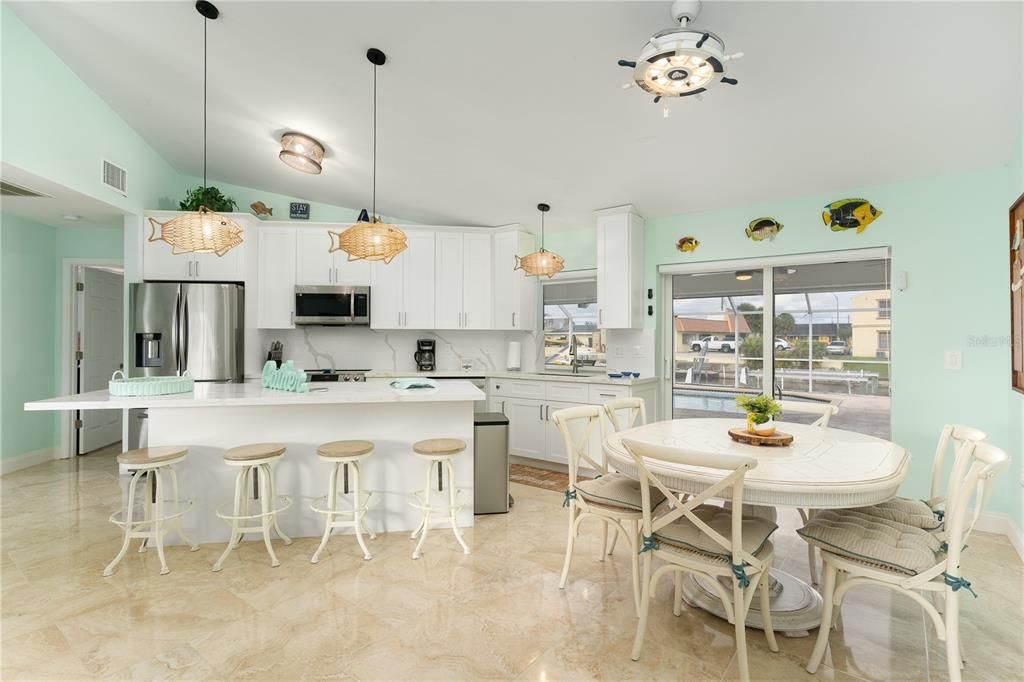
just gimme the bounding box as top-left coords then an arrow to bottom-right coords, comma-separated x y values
691,335 -> 739,353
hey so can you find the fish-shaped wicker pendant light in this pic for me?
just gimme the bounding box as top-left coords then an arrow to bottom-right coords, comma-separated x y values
515,203 -> 565,278
152,1 -> 244,257
329,48 -> 408,264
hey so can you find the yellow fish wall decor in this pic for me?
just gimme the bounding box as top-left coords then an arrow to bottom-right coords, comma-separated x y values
822,198 -> 882,233
147,207 -> 244,257
676,236 -> 700,252
745,218 -> 783,242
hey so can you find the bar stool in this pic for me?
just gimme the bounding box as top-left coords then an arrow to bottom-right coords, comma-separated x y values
104,446 -> 198,577
310,440 -> 376,563
409,438 -> 470,559
212,443 -> 293,571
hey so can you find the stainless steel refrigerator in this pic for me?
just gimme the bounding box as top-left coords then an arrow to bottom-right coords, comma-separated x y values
129,282 -> 244,382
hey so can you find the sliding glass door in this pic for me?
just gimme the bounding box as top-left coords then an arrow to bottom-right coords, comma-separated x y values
667,252 -> 891,437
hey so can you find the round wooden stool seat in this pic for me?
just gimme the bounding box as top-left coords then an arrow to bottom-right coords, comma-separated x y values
117,446 -> 188,467
317,440 -> 374,459
412,438 -> 466,457
224,442 -> 286,462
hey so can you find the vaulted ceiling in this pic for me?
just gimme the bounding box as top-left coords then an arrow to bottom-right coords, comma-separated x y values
10,1 -> 1022,230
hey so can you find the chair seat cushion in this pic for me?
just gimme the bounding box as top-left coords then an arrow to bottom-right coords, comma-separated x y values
654,504 -> 777,560
857,497 -> 943,530
574,473 -> 664,512
798,509 -> 942,575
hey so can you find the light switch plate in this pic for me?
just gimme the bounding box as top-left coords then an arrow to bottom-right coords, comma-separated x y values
944,350 -> 962,370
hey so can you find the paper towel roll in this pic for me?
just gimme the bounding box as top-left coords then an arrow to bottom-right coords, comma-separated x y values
506,341 -> 522,371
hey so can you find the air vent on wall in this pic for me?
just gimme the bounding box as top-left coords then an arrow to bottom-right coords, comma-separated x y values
0,180 -> 51,198
101,159 -> 127,196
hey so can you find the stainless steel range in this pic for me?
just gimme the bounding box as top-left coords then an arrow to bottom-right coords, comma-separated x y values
305,369 -> 368,383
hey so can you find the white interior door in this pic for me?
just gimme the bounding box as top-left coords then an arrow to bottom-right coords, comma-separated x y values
79,267 -> 123,453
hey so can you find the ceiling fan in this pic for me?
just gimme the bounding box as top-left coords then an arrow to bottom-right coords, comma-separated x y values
618,0 -> 743,117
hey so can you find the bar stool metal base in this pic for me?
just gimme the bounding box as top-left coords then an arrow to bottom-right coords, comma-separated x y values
310,453 -> 376,563
409,455 -> 470,560
213,456 -> 292,571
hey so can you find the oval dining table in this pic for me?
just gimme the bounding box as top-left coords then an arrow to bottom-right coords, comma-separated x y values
603,417 -> 911,635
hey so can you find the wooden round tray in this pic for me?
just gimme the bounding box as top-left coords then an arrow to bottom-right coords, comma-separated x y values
728,427 -> 793,447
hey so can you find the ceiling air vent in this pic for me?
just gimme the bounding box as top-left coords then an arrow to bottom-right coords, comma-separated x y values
0,180 -> 51,198
101,159 -> 127,196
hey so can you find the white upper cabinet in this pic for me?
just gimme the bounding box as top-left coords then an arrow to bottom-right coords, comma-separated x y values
295,227 -> 371,286
295,228 -> 335,285
256,227 -> 297,329
371,229 -> 436,330
492,230 -> 538,331
596,205 -> 644,329
434,232 -> 494,330
142,212 -> 247,282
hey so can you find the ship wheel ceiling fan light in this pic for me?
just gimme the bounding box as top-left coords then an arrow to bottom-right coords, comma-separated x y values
618,0 -> 743,116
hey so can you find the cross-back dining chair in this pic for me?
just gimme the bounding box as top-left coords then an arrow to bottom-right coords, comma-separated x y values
553,405 -> 657,616
804,440 -> 1009,682
621,437 -> 780,682
773,399 -> 839,584
603,397 -> 648,433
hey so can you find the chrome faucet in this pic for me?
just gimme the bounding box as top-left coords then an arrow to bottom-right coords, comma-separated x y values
569,334 -> 581,374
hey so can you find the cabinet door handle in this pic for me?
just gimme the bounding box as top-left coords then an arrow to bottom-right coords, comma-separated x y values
512,312 -> 516,328
398,311 -> 402,326
599,308 -> 603,325
195,260 -> 199,278
291,311 -> 295,325
539,404 -> 544,420
501,400 -> 506,414
334,266 -> 339,283
598,393 -> 615,398
188,261 -> 193,277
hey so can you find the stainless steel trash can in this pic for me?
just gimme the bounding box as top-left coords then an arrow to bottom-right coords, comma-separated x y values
474,412 -> 510,514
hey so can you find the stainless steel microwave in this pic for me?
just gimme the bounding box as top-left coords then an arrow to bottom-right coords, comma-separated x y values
294,286 -> 370,326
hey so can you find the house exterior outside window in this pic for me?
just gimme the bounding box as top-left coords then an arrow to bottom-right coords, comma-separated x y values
851,289 -> 892,357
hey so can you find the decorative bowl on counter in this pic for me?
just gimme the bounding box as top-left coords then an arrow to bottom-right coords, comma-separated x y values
607,372 -> 623,379
109,370 -> 194,397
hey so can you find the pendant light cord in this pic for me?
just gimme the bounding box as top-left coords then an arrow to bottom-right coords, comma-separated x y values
371,61 -> 377,222
202,14 -> 208,189
540,210 -> 545,249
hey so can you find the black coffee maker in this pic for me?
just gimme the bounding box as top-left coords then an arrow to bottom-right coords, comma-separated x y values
414,339 -> 435,372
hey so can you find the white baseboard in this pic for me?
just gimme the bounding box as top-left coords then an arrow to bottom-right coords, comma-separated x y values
973,511 -> 1024,563
0,447 -> 60,475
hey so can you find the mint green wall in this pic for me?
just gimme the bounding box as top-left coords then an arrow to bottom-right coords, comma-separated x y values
1,6 -> 181,212
544,227 -> 597,271
0,212 -> 124,461
1,214 -> 59,460
645,165 -> 1017,515
178,176 -> 412,226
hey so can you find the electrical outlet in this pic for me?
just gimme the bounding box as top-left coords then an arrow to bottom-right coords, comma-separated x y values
944,350 -> 962,370
633,345 -> 643,357
614,347 -> 624,358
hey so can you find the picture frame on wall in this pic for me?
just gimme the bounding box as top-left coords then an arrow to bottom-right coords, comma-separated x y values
1011,192 -> 1024,393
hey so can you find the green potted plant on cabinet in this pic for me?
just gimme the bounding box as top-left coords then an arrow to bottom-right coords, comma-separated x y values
178,186 -> 238,213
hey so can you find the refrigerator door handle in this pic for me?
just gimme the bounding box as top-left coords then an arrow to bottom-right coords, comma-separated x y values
181,294 -> 190,373
174,287 -> 183,372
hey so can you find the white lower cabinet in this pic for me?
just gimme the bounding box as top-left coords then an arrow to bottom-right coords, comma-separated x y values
489,377 -> 656,466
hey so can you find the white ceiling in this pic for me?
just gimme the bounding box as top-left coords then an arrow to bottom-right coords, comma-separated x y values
10,1 -> 1022,231
1,163 -> 126,229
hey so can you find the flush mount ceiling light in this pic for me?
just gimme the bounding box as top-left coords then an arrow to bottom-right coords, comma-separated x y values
618,0 -> 743,117
150,1 -> 243,257
514,203 -> 565,278
279,132 -> 324,174
735,270 -> 755,281
329,48 -> 408,264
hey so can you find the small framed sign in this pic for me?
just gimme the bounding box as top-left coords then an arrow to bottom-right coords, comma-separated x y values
289,202 -> 310,220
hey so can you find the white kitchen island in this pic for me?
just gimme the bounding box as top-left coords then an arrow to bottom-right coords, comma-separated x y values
25,379 -> 483,545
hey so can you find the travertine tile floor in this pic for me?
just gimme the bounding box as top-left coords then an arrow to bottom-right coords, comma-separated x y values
2,447 -> 1022,681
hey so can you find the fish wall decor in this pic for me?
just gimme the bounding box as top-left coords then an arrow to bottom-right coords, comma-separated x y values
745,218 -> 783,242
822,198 -> 882,233
676,236 -> 700,252
250,201 -> 273,217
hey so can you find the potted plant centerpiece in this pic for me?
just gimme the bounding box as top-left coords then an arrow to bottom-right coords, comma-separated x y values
736,395 -> 782,436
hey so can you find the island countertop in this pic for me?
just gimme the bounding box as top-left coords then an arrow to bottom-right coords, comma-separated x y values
24,378 -> 485,411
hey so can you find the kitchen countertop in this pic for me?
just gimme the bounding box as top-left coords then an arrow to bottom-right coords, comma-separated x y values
24,378 -> 484,412
365,370 -> 657,386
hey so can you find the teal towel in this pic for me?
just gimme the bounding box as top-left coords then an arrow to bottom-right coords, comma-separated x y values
390,378 -> 439,390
